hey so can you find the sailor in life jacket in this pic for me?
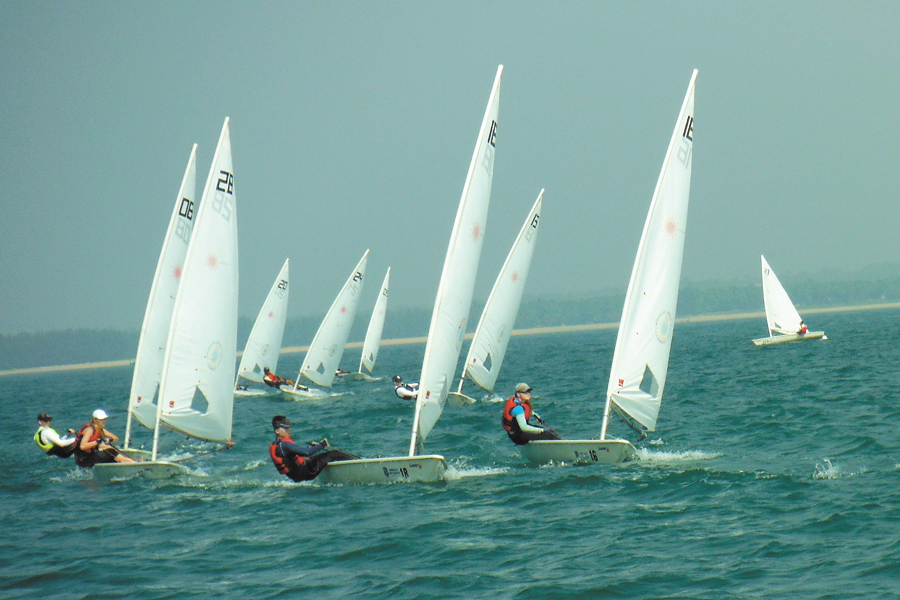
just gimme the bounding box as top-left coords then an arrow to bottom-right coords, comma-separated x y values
263,367 -> 299,389
269,415 -> 331,482
73,409 -> 136,468
392,375 -> 419,400
798,320 -> 808,334
501,383 -> 562,445
34,412 -> 77,459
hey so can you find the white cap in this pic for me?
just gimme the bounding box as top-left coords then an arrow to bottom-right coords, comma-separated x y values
92,409 -> 109,420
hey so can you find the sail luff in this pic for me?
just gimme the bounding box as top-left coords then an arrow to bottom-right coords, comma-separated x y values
410,65 -> 502,455
126,144 -> 197,445
604,70 -> 696,435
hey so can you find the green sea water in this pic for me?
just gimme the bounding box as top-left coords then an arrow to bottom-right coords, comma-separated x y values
3,308 -> 899,598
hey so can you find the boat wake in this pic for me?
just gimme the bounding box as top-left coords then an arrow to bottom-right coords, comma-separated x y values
443,464 -> 508,480
636,447 -> 722,462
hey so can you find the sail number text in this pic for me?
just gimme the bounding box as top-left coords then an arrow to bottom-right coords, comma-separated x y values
383,466 -> 410,478
212,170 -> 235,221
176,197 -> 194,243
678,115 -> 693,169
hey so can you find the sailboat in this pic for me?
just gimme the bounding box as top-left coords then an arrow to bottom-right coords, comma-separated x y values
521,70 -> 697,467
751,255 -> 826,345
282,250 -> 369,399
122,144 -> 197,454
234,259 -> 290,396
318,65 -> 502,484
448,189 -> 543,406
96,118 -> 239,480
339,268 -> 390,382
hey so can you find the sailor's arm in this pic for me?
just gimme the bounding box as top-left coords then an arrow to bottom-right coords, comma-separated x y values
515,413 -> 545,434
42,428 -> 75,447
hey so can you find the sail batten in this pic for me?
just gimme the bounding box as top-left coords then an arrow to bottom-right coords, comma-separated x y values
604,70 -> 696,435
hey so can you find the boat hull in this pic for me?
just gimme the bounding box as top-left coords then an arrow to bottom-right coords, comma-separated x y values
519,439 -> 638,466
317,455 -> 447,484
280,386 -> 339,400
447,392 -> 477,406
338,372 -> 381,382
234,387 -> 279,397
752,331 -> 826,346
93,461 -> 190,482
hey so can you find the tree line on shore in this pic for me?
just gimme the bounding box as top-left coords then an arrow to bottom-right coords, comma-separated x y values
3,276 -> 900,371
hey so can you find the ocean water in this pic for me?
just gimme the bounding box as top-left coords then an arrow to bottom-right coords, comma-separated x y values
3,308 -> 899,599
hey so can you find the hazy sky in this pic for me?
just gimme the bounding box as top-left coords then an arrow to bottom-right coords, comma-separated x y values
1,2 -> 898,335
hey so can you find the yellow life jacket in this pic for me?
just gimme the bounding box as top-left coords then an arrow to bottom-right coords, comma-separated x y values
34,426 -> 55,453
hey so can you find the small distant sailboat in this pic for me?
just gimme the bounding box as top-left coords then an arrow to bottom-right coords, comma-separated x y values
751,255 -> 826,346
521,70 -> 697,467
96,118 -> 239,480
339,268 -> 390,382
123,144 -> 197,453
318,65 -> 502,484
283,251 -> 368,399
448,189 -> 543,406
234,259 -> 290,396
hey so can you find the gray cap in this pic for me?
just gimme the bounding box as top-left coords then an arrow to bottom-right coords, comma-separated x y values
515,383 -> 532,393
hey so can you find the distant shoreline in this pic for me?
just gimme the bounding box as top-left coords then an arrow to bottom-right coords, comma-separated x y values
3,302 -> 899,378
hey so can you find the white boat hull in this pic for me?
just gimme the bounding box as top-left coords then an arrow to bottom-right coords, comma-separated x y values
752,331 -> 826,346
338,372 -> 381,382
519,439 -> 638,466
234,387 -> 279,397
93,460 -> 190,482
447,392 -> 477,406
280,386 -> 342,400
317,455 -> 448,484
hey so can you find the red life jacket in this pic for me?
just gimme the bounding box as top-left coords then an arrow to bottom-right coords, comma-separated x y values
269,436 -> 306,475
74,423 -> 102,455
502,396 -> 531,433
264,372 -> 280,387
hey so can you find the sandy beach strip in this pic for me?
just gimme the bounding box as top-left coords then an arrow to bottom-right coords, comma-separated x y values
3,302 -> 899,378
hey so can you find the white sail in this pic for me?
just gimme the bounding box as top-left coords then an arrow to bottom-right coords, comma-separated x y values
128,145 -> 197,434
761,255 -> 803,335
460,190 -> 542,393
603,70 -> 697,436
158,118 -> 238,444
410,65 -> 502,455
359,268 -> 390,375
297,250 -> 368,388
236,258 -> 290,385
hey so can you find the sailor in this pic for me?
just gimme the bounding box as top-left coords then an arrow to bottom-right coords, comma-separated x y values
268,415 -> 357,482
392,375 -> 419,400
73,409 -> 136,468
34,413 -> 77,459
501,383 -> 562,445
263,367 -> 296,388
798,320 -> 808,334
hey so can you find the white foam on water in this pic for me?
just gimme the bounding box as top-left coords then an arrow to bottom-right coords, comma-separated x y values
636,447 -> 722,462
443,464 -> 508,480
